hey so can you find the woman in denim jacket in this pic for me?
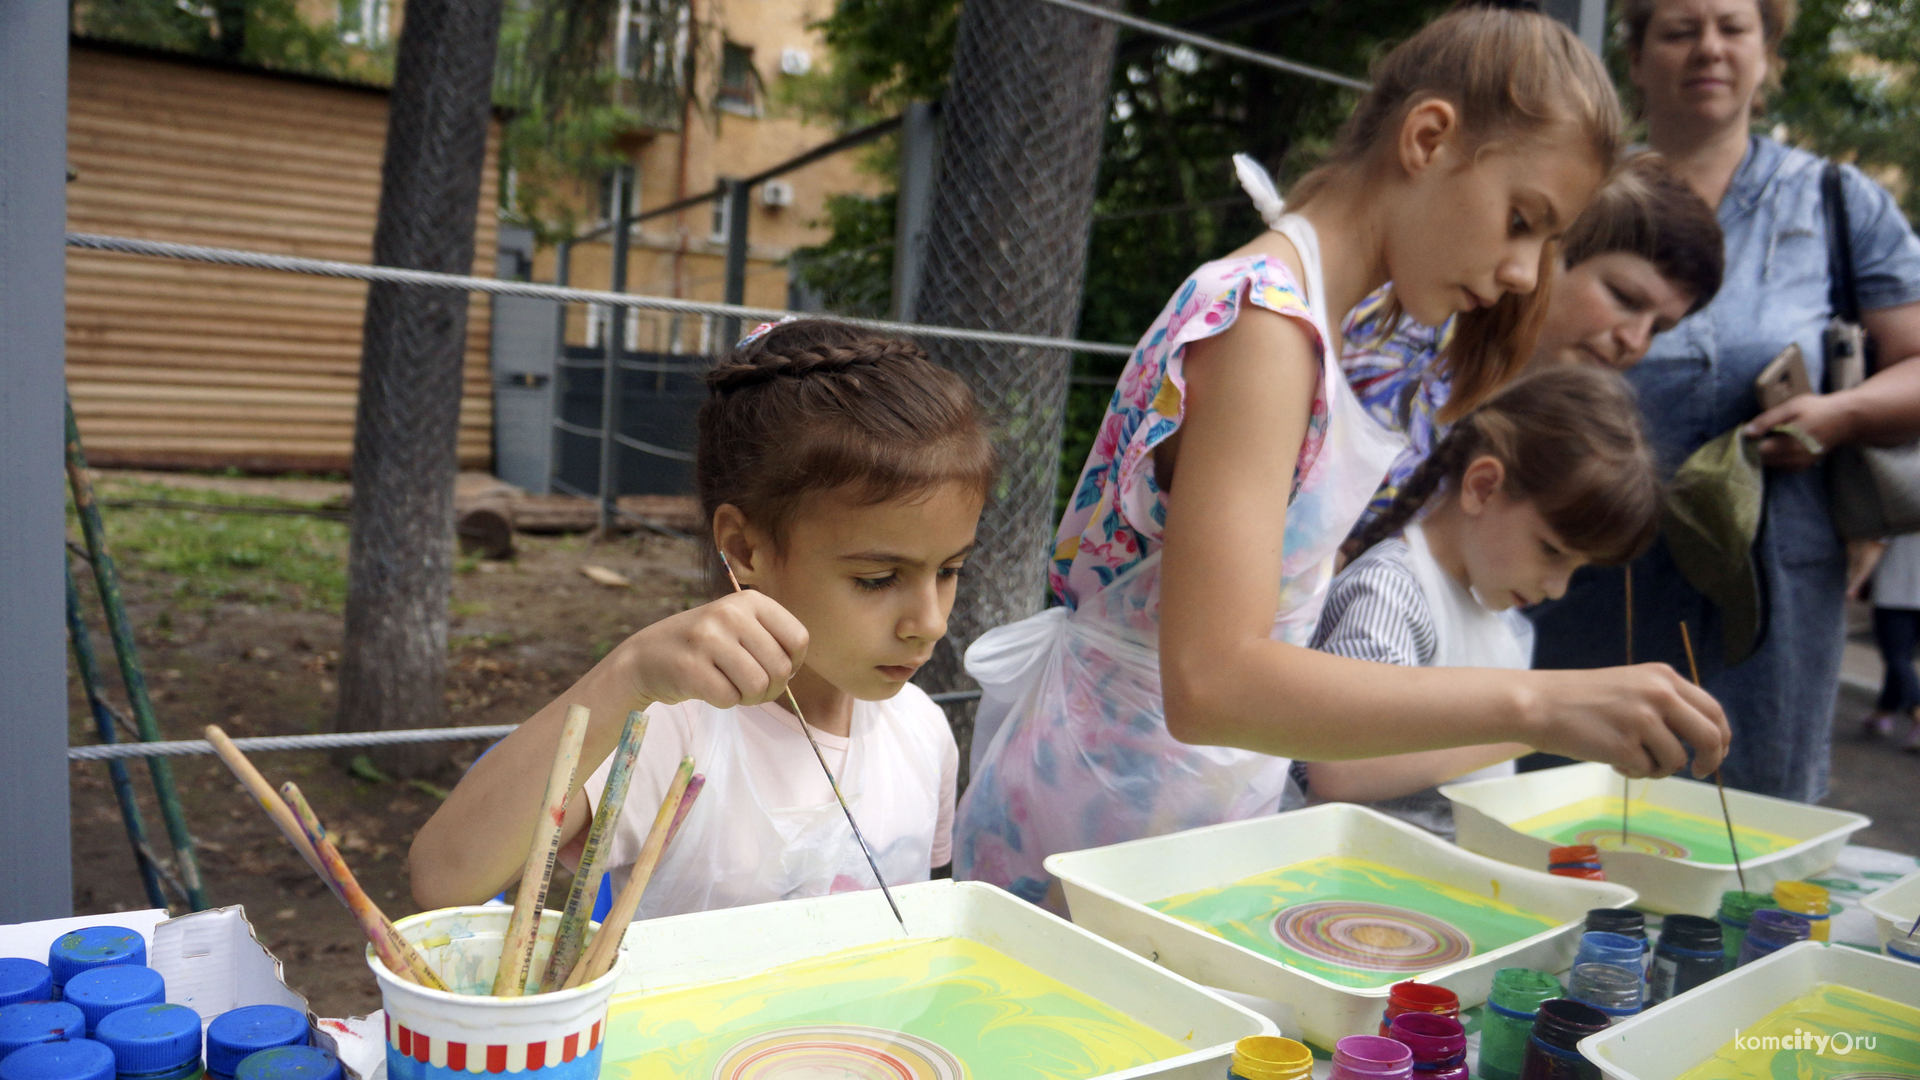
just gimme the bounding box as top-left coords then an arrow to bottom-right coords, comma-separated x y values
1532,0 -> 1920,801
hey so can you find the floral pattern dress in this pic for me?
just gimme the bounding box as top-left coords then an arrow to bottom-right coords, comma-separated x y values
1339,287 -> 1454,534
955,218 -> 1406,908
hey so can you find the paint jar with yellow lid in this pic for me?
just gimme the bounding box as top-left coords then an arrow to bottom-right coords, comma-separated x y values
1772,881 -> 1832,942
1227,1036 -> 1313,1080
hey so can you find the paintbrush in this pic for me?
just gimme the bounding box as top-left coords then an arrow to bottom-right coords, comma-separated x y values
1680,622 -> 1746,892
717,552 -> 908,934
541,710 -> 650,993
281,782 -> 447,989
206,725 -> 337,893
664,774 -> 705,846
1623,568 -> 1633,849
566,758 -> 696,989
495,704 -> 592,997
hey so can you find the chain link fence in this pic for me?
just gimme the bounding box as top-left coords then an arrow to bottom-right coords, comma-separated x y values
911,0 -> 1124,770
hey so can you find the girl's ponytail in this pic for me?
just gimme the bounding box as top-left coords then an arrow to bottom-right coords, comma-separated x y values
1348,365 -> 1661,566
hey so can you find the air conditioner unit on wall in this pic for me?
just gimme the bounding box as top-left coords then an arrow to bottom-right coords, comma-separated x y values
780,48 -> 812,76
761,180 -> 795,208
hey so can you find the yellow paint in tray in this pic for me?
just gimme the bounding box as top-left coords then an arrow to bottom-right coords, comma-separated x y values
601,936 -> 1188,1079
1512,796 -> 1797,864
1674,983 -> 1920,1080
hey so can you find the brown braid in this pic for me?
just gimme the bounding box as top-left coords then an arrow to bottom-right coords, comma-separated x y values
1346,364 -> 1662,567
695,318 -> 996,593
1349,424 -> 1481,558
706,338 -> 933,394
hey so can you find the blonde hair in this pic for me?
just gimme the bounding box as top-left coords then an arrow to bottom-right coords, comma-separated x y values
1293,1 -> 1623,422
1619,0 -> 1795,97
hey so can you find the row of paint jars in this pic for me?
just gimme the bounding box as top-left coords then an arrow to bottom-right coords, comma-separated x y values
1,927 -> 333,1080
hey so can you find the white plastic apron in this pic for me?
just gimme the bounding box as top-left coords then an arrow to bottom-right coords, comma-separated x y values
630,700 -> 940,920
956,214 -> 1406,906
1402,522 -> 1527,786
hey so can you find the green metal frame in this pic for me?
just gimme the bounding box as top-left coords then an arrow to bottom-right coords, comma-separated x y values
65,396 -> 208,911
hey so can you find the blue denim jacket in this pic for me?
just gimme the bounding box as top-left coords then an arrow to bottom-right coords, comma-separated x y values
1532,136 -> 1920,802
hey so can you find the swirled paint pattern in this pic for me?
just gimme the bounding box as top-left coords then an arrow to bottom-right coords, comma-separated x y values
1512,797 -> 1797,865
1148,856 -> 1557,988
600,938 -> 1188,1079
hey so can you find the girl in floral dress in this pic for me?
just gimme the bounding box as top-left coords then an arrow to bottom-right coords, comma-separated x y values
956,1 -> 1731,910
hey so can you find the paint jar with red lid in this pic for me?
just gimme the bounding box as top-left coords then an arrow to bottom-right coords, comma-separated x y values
1546,846 -> 1605,880
1376,981 -> 1458,1038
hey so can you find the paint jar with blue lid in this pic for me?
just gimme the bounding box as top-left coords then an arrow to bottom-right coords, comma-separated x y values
0,962 -> 54,1009
204,1007 -> 307,1080
1646,914 -> 1723,1005
0,1039 -> 117,1080
1571,932 -> 1642,973
232,1048 -> 337,1080
63,971 -> 165,1038
1886,934 -> 1920,964
47,931 -> 146,1000
0,1002 -> 87,1060
92,1005 -> 202,1080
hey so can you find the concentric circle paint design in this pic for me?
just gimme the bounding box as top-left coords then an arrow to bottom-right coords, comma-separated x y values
1577,830 -> 1691,858
713,1025 -> 965,1080
1269,901 -> 1474,972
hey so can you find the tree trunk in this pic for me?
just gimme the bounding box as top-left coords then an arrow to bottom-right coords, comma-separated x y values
335,0 -> 504,778
911,0 -> 1120,781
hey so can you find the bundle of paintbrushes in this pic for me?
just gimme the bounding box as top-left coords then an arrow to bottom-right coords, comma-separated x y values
492,705 -> 705,996
211,711 -> 704,998
206,726 -> 447,989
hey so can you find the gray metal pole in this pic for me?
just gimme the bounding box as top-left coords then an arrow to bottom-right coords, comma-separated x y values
721,179 -> 751,347
891,102 -> 940,324
0,0 -> 75,920
1545,0 -> 1606,57
597,167 -> 634,536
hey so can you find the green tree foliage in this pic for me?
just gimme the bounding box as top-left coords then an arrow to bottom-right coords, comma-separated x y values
1770,0 -> 1920,220
789,0 -> 1446,507
74,0 -> 390,80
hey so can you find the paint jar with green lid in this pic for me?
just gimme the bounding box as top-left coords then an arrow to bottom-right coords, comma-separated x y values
1226,1036 -> 1312,1080
1477,968 -> 1561,1080
1716,890 -> 1774,972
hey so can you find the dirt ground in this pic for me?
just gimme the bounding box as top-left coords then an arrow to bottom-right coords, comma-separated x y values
67,471 -> 705,1018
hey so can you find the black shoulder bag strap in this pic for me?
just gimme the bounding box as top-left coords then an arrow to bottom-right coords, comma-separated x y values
1822,163 -> 1871,364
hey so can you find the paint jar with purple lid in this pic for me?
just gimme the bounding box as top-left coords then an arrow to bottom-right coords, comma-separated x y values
1388,1011 -> 1467,1080
1735,909 -> 1811,967
1519,999 -> 1608,1080
1328,1035 -> 1412,1080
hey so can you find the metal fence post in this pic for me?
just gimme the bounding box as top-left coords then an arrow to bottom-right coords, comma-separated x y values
598,166 -> 634,536
0,0 -> 75,921
721,179 -> 752,347
891,102 -> 940,324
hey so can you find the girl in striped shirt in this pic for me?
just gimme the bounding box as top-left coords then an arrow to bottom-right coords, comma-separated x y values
1299,365 -> 1664,837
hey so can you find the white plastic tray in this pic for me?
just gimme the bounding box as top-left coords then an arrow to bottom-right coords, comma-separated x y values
1577,940 -> 1920,1080
1044,803 -> 1635,1048
1442,762 -> 1869,914
603,878 -> 1275,1079
1863,866 -> 1920,953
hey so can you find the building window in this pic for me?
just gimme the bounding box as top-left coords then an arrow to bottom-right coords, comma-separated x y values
710,180 -> 736,242
339,0 -> 390,45
717,43 -> 760,115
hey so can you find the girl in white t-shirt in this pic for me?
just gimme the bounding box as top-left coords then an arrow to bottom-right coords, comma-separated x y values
1297,365 -> 1663,836
411,318 -> 991,918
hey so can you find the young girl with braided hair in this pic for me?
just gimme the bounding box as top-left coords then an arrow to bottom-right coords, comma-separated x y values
1299,365 -> 1663,837
412,318 -> 991,917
